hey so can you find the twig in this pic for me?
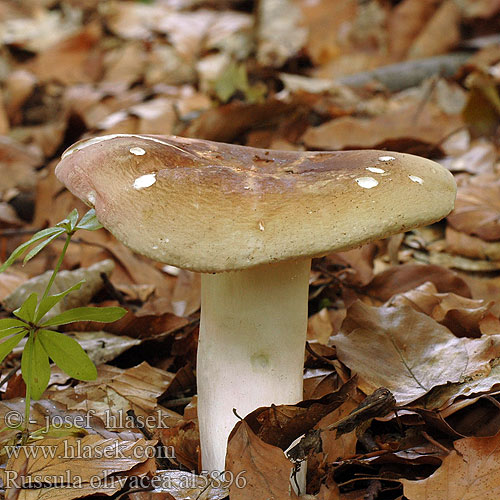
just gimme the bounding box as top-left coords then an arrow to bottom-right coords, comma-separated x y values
421,431 -> 452,454
0,365 -> 19,389
337,476 -> 402,488
162,396 -> 194,409
305,341 -> 336,367
338,52 -> 471,91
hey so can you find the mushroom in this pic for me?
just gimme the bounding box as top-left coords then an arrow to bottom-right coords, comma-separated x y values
55,134 -> 456,473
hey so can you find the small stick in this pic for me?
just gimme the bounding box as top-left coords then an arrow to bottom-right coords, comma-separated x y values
421,431 -> 452,454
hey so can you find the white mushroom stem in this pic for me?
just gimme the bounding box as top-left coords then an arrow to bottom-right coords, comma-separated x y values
197,259 -> 311,472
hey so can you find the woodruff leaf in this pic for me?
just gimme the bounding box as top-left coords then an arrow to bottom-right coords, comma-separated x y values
56,209 -> 79,232
34,281 -> 84,324
0,227 -> 64,272
68,209 -> 79,231
40,306 -> 127,327
21,335 -> 34,396
76,209 -> 102,231
31,336 -> 51,400
0,318 -> 28,330
23,230 -> 64,265
0,331 -> 28,364
38,330 -> 97,380
14,293 -> 38,323
0,327 -> 26,340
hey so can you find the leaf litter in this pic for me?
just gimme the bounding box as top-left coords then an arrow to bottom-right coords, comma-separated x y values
1,0 -> 500,498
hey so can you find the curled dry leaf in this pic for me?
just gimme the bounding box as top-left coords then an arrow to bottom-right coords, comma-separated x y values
440,139 -> 497,175
302,102 -> 462,150
363,264 -> 471,302
225,420 -> 298,500
420,352 -> 500,411
157,418 -> 200,471
447,175 -> 500,241
446,226 -> 500,261
47,362 -> 175,431
402,431 -> 500,499
325,243 -> 378,287
245,378 -> 357,452
333,301 -> 472,404
388,281 -> 499,337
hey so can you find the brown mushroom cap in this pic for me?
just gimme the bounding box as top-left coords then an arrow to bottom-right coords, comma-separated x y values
56,134 -> 456,272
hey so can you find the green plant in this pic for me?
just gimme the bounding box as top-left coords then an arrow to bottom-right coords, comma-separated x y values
0,209 -> 126,438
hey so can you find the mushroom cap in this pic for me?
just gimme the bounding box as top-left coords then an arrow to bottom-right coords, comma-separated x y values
56,134 -> 456,272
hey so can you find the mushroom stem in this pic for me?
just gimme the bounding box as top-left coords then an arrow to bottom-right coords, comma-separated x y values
198,259 -> 311,472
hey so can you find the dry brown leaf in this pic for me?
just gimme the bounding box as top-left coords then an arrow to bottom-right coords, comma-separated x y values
386,0 -> 441,61
388,281 -> 498,337
0,91 -> 9,135
1,8 -> 80,53
27,23 -> 102,85
155,10 -> 217,61
47,362 -> 174,429
460,0 -> 500,18
316,482 -> 341,500
446,226 -> 500,261
448,176 -> 500,241
408,0 -> 461,59
226,420 -> 298,499
105,1 -> 169,40
422,357 -> 500,411
157,419 -> 200,471
184,99 -> 294,142
297,0 -> 356,66
103,42 -> 147,86
316,398 -> 359,463
77,308 -> 188,341
129,470 -> 229,500
170,270 -> 201,318
363,264 -> 471,302
3,435 -> 155,500
402,431 -> 500,499
0,136 -> 42,196
302,102 -> 462,150
245,379 -> 357,452
257,0 -> 307,67
78,231 -> 175,300
308,309 -> 334,345
440,139 -> 496,174
130,98 -> 176,136
326,243 -> 377,287
3,259 -> 115,320
0,203 -> 23,227
333,301 -> 473,404
304,372 -> 341,401
460,273 -> 500,317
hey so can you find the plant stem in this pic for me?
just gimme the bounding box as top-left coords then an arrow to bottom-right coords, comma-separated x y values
23,332 -> 33,440
41,233 -> 72,301
23,233 -> 71,437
